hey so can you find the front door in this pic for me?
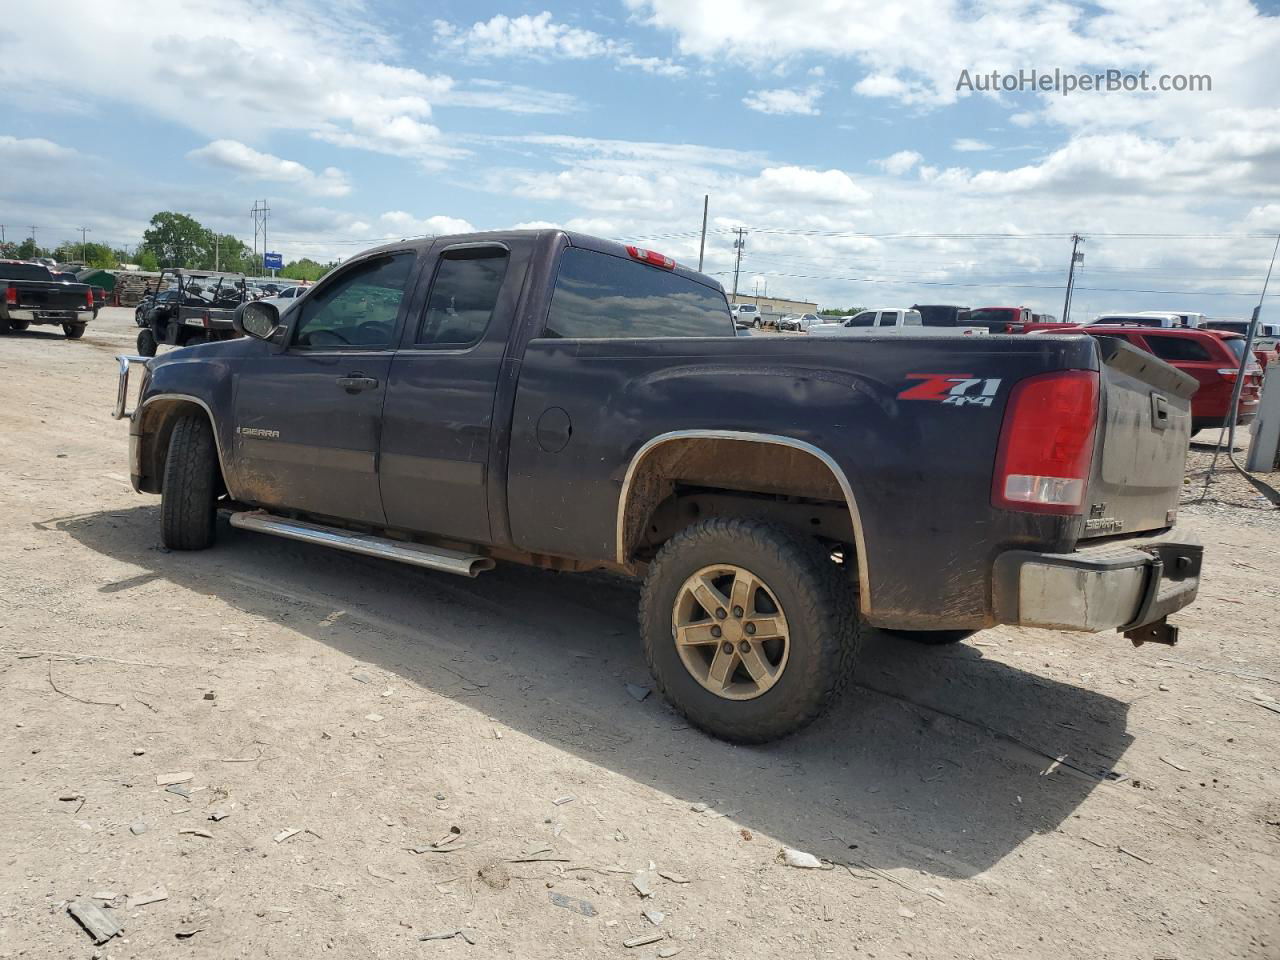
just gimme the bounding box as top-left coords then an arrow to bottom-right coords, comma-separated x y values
232,250 -> 418,524
379,243 -> 520,544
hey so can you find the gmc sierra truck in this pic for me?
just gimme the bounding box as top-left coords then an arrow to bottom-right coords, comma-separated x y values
113,230 -> 1203,743
1,260 -> 94,338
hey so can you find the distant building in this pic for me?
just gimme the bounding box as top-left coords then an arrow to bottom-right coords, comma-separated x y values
730,294 -> 819,316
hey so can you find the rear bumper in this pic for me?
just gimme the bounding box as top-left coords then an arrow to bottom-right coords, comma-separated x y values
993,526 -> 1201,632
4,307 -> 92,324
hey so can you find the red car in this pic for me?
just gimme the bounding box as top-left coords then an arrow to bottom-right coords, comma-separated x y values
1078,326 -> 1262,434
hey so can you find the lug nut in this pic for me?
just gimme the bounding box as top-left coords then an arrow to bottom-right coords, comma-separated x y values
738,640 -> 750,652
721,642 -> 734,654
745,623 -> 757,636
732,606 -> 744,618
715,607 -> 727,620
710,625 -> 722,639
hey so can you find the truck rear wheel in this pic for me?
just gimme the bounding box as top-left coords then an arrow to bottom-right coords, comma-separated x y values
63,323 -> 86,339
10,319 -> 29,331
880,628 -> 976,646
640,517 -> 858,743
161,415 -> 219,551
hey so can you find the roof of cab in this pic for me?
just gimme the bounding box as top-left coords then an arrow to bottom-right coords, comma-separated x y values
350,229 -> 726,294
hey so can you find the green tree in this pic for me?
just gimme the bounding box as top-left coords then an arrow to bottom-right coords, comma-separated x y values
280,258 -> 331,281
14,237 -> 50,260
141,212 -> 210,268
819,307 -> 863,316
135,248 -> 160,272
51,240 -> 118,268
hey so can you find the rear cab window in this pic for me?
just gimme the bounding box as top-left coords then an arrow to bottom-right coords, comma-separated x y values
544,247 -> 732,338
0,262 -> 53,282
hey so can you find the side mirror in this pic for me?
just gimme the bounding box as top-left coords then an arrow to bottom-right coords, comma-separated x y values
234,300 -> 281,341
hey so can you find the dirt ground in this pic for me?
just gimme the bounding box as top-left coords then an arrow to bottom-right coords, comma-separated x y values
2,308 -> 1278,960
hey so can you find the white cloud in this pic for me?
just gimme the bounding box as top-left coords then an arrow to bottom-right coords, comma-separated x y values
953,138 -> 992,152
878,150 -> 923,175
0,135 -> 78,162
0,0 -> 589,172
1010,111 -> 1037,128
435,12 -> 612,59
742,86 -> 823,116
377,211 -> 476,237
188,140 -> 351,197
435,11 -> 685,76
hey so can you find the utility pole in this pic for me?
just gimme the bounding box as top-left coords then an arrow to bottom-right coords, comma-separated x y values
215,233 -> 220,272
250,199 -> 271,272
29,225 -> 38,252
77,226 -> 91,263
730,227 -> 747,303
697,195 -> 708,272
1062,233 -> 1084,324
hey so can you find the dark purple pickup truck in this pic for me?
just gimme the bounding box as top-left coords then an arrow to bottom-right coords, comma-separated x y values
113,229 -> 1202,742
0,260 -> 94,338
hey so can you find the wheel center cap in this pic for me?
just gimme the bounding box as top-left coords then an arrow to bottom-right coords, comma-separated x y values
722,620 -> 744,643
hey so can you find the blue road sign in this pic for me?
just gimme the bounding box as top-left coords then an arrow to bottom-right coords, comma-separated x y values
263,252 -> 283,270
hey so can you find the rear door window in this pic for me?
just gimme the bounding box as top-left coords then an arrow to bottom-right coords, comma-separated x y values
416,247 -> 510,348
545,247 -> 732,338
877,311 -> 900,326
1143,335 -> 1213,362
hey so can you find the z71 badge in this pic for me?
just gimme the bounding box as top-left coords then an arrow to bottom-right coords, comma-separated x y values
899,374 -> 1003,408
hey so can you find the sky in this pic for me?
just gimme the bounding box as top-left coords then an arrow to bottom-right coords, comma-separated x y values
1,0 -> 1278,318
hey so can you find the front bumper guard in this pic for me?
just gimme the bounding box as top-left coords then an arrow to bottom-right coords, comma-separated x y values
113,355 -> 149,420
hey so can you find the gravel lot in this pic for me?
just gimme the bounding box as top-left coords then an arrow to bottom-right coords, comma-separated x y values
2,308 -> 1278,959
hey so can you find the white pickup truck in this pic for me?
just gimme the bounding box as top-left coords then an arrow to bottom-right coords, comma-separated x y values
810,307 -> 988,337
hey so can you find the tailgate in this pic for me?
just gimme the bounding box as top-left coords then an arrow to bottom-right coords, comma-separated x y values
1081,338 -> 1197,539
16,282 -> 86,311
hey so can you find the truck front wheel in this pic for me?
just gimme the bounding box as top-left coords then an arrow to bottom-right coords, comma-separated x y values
161,415 -> 219,550
640,517 -> 859,743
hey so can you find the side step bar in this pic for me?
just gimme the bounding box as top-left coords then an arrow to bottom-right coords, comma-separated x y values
228,511 -> 496,578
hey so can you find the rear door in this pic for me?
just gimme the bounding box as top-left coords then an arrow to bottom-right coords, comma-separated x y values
231,250 -> 418,524
378,241 -> 527,544
1080,335 -> 1198,538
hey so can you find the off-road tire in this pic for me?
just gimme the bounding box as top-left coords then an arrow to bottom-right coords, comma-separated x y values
880,628 -> 976,646
137,328 -> 158,357
640,517 -> 859,743
161,415 -> 219,550
63,323 -> 86,339
0,317 -> 12,334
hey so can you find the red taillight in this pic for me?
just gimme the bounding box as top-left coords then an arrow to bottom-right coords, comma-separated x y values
85,290 -> 94,308
202,311 -> 211,328
993,370 -> 1099,515
625,245 -> 676,270
4,286 -> 16,305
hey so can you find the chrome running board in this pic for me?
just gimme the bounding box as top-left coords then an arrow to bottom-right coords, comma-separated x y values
228,511 -> 495,578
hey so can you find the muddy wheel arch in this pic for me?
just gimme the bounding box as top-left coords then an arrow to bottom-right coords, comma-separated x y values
615,431 -> 872,612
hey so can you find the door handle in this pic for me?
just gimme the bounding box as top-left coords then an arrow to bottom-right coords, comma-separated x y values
337,374 -> 380,393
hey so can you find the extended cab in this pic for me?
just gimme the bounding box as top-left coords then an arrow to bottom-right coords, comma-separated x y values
0,260 -> 94,338
114,230 -> 1203,742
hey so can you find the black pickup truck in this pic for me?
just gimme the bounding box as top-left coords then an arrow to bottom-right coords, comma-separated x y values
113,230 -> 1202,742
1,260 -> 94,338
